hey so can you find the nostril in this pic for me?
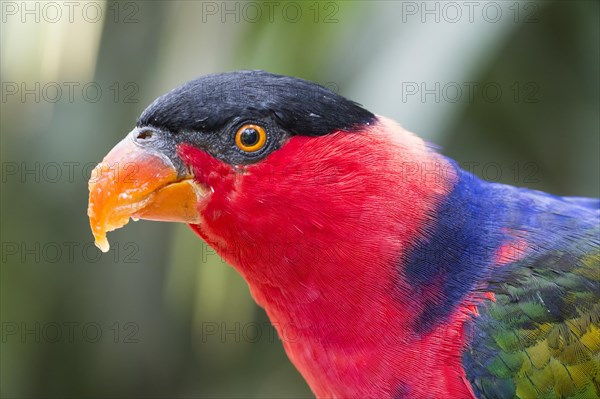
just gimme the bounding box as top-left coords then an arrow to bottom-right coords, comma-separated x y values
136,130 -> 153,140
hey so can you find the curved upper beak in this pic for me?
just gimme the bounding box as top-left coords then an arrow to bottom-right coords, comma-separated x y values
87,132 -> 209,252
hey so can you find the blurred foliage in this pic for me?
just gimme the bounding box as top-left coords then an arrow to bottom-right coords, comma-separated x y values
1,1 -> 598,398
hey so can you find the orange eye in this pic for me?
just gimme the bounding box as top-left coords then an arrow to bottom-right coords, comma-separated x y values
235,124 -> 267,152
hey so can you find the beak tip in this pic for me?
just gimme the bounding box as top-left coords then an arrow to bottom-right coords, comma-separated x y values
95,237 -> 110,253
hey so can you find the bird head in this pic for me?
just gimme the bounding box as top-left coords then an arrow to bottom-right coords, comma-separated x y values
88,70 -> 453,305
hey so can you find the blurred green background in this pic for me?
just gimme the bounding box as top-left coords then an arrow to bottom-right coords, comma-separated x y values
1,1 -> 598,397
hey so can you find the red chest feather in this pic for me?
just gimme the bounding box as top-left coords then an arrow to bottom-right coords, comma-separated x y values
181,117 -> 473,398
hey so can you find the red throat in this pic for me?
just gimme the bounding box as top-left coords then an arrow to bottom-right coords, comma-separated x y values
179,117 -> 472,398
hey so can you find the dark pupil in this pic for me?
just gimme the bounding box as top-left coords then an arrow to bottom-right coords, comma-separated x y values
240,128 -> 259,146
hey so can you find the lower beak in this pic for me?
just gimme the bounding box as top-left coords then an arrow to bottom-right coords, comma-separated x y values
87,134 -> 208,252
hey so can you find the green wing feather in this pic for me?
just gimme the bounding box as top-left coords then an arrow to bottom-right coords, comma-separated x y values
464,228 -> 600,399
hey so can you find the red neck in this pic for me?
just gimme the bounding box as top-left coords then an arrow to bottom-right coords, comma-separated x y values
182,117 -> 474,398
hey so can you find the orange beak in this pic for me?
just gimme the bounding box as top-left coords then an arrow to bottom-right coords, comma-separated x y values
87,133 -> 209,252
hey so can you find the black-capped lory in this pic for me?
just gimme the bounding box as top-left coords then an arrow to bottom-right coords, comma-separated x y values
88,71 -> 599,399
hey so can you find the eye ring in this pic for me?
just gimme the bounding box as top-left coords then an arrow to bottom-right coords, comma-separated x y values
235,124 -> 267,153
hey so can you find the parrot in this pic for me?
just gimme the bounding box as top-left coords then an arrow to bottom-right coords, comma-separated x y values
87,70 -> 600,399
